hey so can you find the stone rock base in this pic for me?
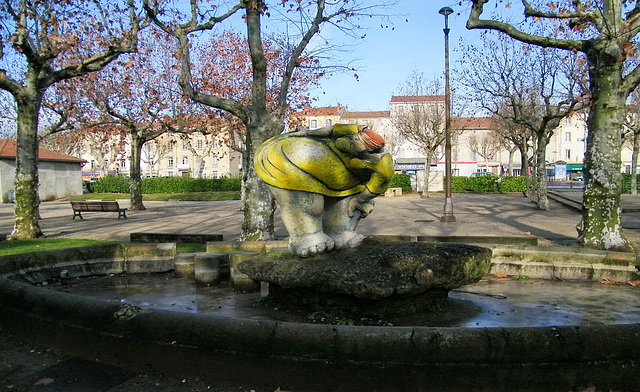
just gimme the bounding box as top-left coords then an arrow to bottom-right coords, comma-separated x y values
239,237 -> 492,318
266,285 -> 451,319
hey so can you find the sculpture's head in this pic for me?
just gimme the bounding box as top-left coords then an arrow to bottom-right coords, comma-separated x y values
353,126 -> 385,152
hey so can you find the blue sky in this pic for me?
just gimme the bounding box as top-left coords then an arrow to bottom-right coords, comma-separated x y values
311,0 -> 478,112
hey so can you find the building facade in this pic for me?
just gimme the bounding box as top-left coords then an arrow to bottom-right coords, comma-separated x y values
1,139 -> 85,202
296,96 -> 637,183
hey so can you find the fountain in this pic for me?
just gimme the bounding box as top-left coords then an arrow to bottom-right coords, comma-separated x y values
0,125 -> 639,390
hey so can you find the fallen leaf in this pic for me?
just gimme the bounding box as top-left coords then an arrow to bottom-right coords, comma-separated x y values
495,273 -> 508,278
34,378 -> 55,386
601,278 -> 623,285
627,280 -> 640,287
524,231 -> 531,235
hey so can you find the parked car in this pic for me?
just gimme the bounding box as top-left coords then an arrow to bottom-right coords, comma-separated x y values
574,175 -> 584,181
470,171 -> 498,177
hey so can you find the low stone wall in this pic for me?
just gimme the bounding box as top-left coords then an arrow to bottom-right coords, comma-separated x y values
0,243 -> 176,283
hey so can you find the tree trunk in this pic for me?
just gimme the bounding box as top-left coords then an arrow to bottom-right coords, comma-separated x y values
631,133 -> 639,195
578,52 -> 629,249
129,133 -> 146,211
508,147 -> 516,176
519,145 -> 530,196
534,133 -> 549,210
195,156 -> 205,178
421,157 -> 431,198
240,115 -> 279,241
11,92 -> 45,239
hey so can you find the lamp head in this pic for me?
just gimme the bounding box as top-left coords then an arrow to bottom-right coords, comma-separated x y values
438,6 -> 454,17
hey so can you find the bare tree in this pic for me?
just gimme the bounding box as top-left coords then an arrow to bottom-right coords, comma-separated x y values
457,33 -> 587,210
468,131 -> 502,172
0,0 -> 141,238
492,113 -> 534,178
392,72 -> 451,198
145,0 -> 394,240
466,0 -> 640,250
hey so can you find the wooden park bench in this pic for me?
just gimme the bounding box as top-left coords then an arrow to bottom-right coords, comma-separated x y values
70,200 -> 128,220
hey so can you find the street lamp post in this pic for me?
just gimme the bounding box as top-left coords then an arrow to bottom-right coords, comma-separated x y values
439,6 -> 455,223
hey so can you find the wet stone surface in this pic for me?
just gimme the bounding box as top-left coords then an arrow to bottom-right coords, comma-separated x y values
46,273 -> 640,327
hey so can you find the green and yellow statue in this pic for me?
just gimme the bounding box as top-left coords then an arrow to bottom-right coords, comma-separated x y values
254,124 -> 394,257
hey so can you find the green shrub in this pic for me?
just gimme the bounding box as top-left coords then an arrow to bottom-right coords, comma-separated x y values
89,175 -> 242,194
90,175 -> 130,193
497,176 -> 528,193
451,175 -> 527,193
388,174 -> 412,194
622,173 -> 640,193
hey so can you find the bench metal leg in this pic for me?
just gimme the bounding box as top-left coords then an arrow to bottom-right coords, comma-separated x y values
118,210 -> 127,219
72,211 -> 83,220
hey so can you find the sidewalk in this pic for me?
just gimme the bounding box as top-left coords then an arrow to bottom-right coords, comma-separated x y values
1,191 -> 639,246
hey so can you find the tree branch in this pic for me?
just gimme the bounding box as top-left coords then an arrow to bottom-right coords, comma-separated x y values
144,0 -> 248,122
467,0 -> 585,52
44,0 -> 141,87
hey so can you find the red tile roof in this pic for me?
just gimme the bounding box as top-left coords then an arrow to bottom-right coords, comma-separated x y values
391,95 -> 445,103
451,117 -> 494,130
341,111 -> 390,119
0,139 -> 86,163
295,105 -> 345,116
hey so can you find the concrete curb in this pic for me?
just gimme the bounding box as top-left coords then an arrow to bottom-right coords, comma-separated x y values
1,275 -> 640,365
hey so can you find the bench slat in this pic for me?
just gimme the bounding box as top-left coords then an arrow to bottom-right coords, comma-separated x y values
70,201 -> 127,219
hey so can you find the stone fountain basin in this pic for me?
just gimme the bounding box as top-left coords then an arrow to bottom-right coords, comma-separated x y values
1,241 -> 639,391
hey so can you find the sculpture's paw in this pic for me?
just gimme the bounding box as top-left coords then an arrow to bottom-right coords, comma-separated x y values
290,232 -> 335,258
332,230 -> 364,250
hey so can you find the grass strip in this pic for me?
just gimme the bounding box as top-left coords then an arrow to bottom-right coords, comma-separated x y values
0,238 -> 119,256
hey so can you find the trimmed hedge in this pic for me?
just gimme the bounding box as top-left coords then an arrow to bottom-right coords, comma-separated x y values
451,175 -> 528,193
88,175 -> 241,194
89,175 -> 129,193
389,174 -> 412,194
622,173 -> 640,193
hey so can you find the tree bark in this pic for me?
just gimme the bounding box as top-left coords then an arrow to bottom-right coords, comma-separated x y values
129,133 -> 146,211
240,116 -> 279,241
534,133 -> 549,210
421,157 -> 432,198
11,90 -> 45,239
631,133 -> 639,195
578,50 -> 629,249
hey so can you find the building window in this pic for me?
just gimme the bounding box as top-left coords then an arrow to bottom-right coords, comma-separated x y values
168,157 -> 174,168
120,160 -> 126,168
212,155 -> 218,165
197,139 -> 203,149
212,171 -> 218,179
565,132 -> 571,142
167,142 -> 173,151
182,140 -> 188,150
182,156 -> 188,165
310,119 -> 317,128
326,119 -> 332,126
565,149 -> 571,160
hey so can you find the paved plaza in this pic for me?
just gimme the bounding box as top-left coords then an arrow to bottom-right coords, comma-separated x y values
2,190 -> 640,246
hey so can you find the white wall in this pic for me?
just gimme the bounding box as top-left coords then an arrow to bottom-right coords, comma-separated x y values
0,159 -> 83,203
